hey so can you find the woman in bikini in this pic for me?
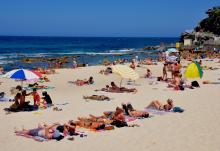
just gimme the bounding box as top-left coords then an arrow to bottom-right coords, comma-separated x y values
147,99 -> 174,111
122,103 -> 149,118
83,95 -> 110,101
15,123 -> 63,141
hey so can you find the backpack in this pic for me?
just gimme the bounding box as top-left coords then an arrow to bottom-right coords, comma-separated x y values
191,81 -> 200,87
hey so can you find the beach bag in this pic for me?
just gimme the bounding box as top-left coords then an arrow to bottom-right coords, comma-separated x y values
179,85 -> 184,91
173,107 -> 184,113
191,81 -> 200,87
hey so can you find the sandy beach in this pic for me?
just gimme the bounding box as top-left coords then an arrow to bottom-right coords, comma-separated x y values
0,59 -> 220,151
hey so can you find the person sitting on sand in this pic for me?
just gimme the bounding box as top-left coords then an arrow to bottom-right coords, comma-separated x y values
147,99 -> 174,111
15,123 -> 64,141
42,91 -> 53,105
0,66 -> 4,74
168,74 -> 181,90
145,69 -> 152,78
99,67 -> 112,75
122,103 -> 149,118
130,60 -> 136,70
83,95 -> 110,101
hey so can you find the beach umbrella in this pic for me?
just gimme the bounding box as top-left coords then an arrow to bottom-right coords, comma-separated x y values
184,62 -> 203,79
3,69 -> 41,86
166,55 -> 178,62
112,65 -> 139,87
167,48 -> 179,53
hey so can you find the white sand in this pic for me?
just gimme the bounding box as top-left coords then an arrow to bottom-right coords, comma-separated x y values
0,60 -> 220,151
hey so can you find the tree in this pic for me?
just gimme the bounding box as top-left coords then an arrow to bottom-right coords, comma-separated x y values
195,7 -> 220,35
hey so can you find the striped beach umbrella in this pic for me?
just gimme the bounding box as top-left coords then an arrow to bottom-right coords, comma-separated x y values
112,65 -> 139,87
3,69 -> 41,86
184,62 -> 203,79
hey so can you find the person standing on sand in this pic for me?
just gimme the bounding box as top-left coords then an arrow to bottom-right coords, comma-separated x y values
72,59 -> 77,69
163,63 -> 167,80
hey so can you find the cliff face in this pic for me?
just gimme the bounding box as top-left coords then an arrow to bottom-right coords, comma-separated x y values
180,7 -> 220,49
195,7 -> 220,35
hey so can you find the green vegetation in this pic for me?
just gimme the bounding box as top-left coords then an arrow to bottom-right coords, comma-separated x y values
195,6 -> 220,35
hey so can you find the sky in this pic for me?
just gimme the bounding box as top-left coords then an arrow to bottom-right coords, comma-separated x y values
0,0 -> 219,37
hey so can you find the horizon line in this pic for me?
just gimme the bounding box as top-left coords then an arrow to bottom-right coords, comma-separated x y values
0,35 -> 180,38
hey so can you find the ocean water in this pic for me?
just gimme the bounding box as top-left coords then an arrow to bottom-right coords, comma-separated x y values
0,36 -> 178,70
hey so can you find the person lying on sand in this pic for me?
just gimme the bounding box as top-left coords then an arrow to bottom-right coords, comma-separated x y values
75,117 -> 114,130
28,83 -> 49,89
95,83 -> 137,93
15,123 -> 64,141
147,99 -> 174,111
83,95 -> 110,101
73,76 -> 94,86
110,82 -> 137,93
55,120 -> 76,136
122,103 -> 149,118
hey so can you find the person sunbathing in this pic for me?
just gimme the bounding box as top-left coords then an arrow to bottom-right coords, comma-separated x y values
122,103 -> 149,118
14,123 -> 63,141
83,95 -> 110,101
28,83 -> 48,89
89,107 -> 139,128
147,99 -> 174,111
74,76 -> 94,86
78,107 -> 127,128
96,83 -> 137,93
75,117 -> 113,130
110,82 -> 137,93
110,107 -> 129,127
55,120 -> 76,136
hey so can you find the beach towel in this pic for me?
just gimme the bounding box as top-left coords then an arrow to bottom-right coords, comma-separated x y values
125,116 -> 137,122
0,97 -> 13,102
24,86 -> 54,91
15,132 -> 48,142
56,102 -> 69,106
144,108 -> 170,115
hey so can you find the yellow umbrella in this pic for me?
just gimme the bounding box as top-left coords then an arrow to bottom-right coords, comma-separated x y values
112,65 -> 139,87
184,62 -> 203,79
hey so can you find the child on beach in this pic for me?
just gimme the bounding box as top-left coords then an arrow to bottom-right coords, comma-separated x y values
145,69 -> 152,78
28,88 -> 41,106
